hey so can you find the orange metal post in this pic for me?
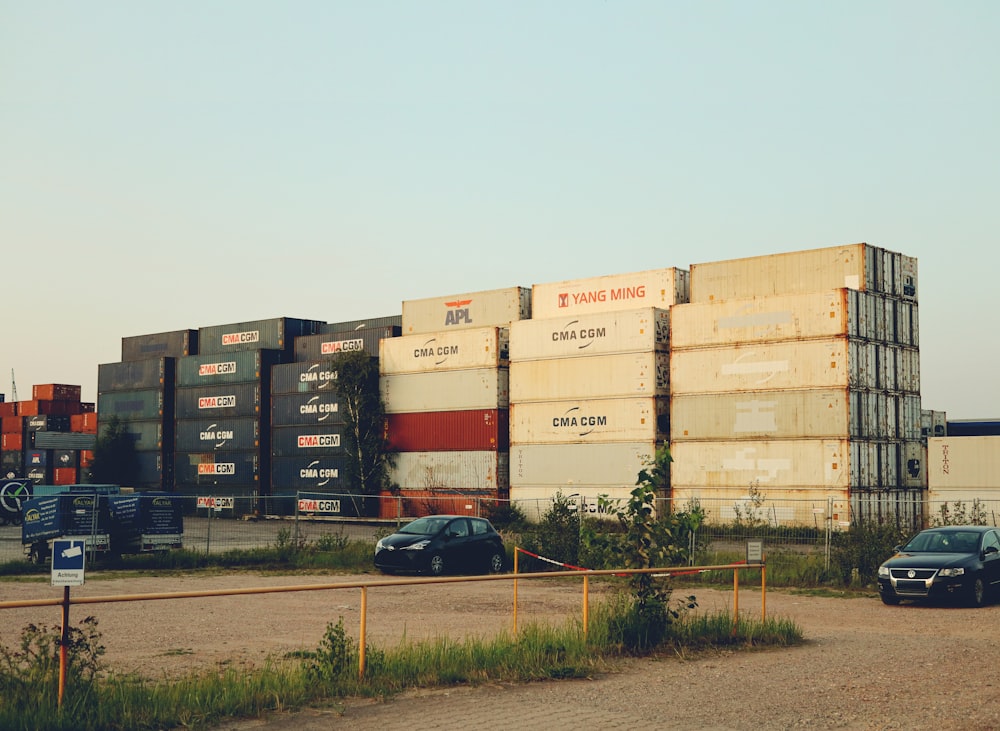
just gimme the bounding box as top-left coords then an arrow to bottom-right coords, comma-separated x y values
58,587 -> 69,709
582,575 -> 589,637
513,548 -> 519,634
359,586 -> 367,679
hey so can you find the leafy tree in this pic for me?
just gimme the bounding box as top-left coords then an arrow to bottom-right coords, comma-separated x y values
87,415 -> 140,486
329,351 -> 394,505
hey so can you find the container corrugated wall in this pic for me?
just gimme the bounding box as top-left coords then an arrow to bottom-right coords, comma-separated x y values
175,418 -> 260,452
271,361 -> 341,394
384,410 -> 508,451
98,359 -> 174,392
295,326 -> 400,360
531,268 -> 689,320
402,287 -> 530,335
509,307 -> 670,360
510,442 -> 657,490
381,369 -> 509,413
197,317 -> 323,355
321,315 -> 401,333
175,350 -> 283,387
271,392 -> 345,426
510,352 -> 669,402
174,383 -> 263,419
689,243 -> 917,303
121,330 -> 197,361
390,451 -> 509,491
271,425 -> 346,458
379,327 -> 508,374
927,436 -> 1000,490
271,455 -> 352,492
510,397 -> 668,444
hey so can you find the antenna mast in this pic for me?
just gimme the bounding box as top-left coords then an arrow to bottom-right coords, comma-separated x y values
10,369 -> 16,402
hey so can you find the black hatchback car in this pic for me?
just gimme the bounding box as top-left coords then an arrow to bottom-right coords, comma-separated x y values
877,525 -> 1000,607
374,515 -> 506,576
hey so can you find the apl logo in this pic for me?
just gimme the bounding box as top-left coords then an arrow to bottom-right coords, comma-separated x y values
444,299 -> 473,327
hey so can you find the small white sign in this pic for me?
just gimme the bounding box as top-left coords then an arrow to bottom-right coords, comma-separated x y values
746,540 -> 764,565
51,539 -> 86,586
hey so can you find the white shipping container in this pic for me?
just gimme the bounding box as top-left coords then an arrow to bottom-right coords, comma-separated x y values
669,389 -> 906,441
689,243 -> 917,303
390,451 -> 509,491
671,290 -> 856,349
510,441 -> 658,488
511,484 -> 638,522
669,486 -> 850,527
670,337 -> 876,394
402,287 -> 530,335
509,307 -> 669,361
927,436 -> 1000,490
531,268 -> 689,320
669,439 -> 850,489
510,352 -> 669,402
379,327 -> 508,375
510,397 -> 667,444
381,368 -> 509,413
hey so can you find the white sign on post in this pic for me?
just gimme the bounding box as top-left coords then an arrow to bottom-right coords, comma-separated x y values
51,539 -> 86,586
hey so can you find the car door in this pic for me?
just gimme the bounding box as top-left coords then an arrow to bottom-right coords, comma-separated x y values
442,518 -> 473,572
981,529 -> 1000,593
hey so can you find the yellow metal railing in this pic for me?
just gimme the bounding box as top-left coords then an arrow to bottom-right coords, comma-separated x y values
0,558 -> 765,703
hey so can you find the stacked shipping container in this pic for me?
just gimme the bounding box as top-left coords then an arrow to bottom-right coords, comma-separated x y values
382,287 -> 530,514
670,243 -> 923,524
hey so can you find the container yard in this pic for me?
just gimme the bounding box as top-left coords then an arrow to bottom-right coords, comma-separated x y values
5,241 -> 998,529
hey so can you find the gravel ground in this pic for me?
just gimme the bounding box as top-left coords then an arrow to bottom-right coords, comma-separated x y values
2,572 -> 999,730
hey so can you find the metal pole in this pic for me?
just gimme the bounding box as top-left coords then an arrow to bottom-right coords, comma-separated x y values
732,566 -> 739,633
206,505 -> 211,556
359,586 -> 367,679
58,586 -> 69,709
582,575 -> 589,637
761,557 -> 767,620
512,548 -> 519,634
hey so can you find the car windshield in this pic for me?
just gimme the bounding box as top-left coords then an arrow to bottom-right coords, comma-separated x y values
398,516 -> 450,536
904,531 -> 980,553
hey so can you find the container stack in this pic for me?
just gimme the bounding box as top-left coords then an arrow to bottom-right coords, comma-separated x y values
99,331 -> 192,490
381,288 -> 530,515
508,268 -> 688,517
172,317 -> 322,498
269,315 -> 400,503
1,384 -> 96,484
669,243 -> 922,524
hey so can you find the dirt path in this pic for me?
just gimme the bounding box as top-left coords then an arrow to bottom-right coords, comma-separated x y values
3,573 -> 999,730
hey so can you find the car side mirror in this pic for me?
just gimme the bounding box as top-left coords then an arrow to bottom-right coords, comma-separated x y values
985,546 -> 998,555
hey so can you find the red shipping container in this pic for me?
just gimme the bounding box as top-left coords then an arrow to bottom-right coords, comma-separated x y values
33,384 -> 82,401
80,449 -> 94,468
71,414 -> 98,433
17,399 -> 81,417
1,416 -> 23,434
384,409 -> 509,452
1,433 -> 23,451
0,402 -> 17,418
53,467 -> 78,486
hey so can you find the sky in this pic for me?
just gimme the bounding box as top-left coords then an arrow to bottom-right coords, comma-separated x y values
1,2 -> 997,418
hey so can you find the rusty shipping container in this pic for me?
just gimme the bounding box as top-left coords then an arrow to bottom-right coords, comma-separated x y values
18,400 -> 81,417
531,268 -> 689,320
175,350 -> 283,387
384,410 -> 509,452
510,352 -> 669,402
670,389 -> 918,441
174,383 -> 263,419
402,286 -> 530,335
510,397 -> 668,445
380,327 -> 509,375
509,307 -> 670,361
175,417 -> 260,452
390,451 -> 509,492
295,326 -> 400,361
689,243 -> 918,303
32,384 -> 81,401
198,317 -> 323,355
99,358 -> 175,392
121,329 -> 197,362
271,361 -> 342,395
381,368 -> 510,413
271,391 -> 345,427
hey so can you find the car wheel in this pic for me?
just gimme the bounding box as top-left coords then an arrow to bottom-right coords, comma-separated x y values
428,553 -> 446,576
487,551 -> 505,574
880,592 -> 901,606
967,576 -> 986,607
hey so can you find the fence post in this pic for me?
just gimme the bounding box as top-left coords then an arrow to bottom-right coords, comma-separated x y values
294,491 -> 301,545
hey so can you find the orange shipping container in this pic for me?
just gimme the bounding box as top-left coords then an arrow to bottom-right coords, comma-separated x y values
80,449 -> 94,468
1,433 -> 23,451
33,384 -> 82,401
70,413 -> 99,433
1,416 -> 23,434
53,467 -> 78,485
0,402 -> 17,418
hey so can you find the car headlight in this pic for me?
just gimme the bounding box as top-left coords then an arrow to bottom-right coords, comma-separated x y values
878,566 -> 889,577
401,540 -> 430,551
938,567 -> 965,577
375,539 -> 384,554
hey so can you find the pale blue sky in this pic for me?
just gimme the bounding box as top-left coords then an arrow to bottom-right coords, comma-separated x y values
2,2 -> 997,418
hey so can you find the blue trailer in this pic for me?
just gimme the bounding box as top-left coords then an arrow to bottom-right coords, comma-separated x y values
21,492 -> 114,564
108,493 -> 184,553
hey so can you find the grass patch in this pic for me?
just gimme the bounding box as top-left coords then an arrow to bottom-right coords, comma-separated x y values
0,595 -> 803,731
